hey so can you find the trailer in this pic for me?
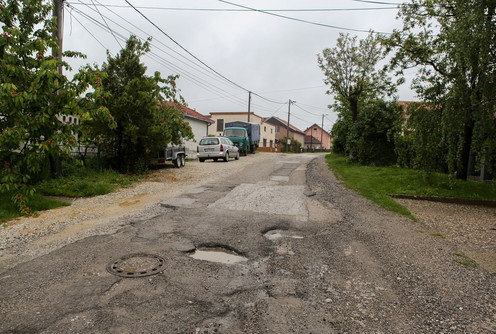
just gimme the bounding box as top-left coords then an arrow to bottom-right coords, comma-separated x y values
154,145 -> 187,168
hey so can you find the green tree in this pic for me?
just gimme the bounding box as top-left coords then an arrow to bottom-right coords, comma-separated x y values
386,0 -> 496,179
95,36 -> 193,173
318,32 -> 397,122
0,0 -> 111,214
331,99 -> 401,166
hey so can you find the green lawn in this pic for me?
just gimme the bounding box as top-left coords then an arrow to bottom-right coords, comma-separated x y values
1,169 -> 141,224
326,153 -> 496,219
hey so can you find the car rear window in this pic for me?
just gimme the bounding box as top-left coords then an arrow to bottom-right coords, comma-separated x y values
199,138 -> 219,145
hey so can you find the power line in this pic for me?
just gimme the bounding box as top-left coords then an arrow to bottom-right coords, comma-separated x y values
217,0 -> 392,34
89,0 -> 122,48
68,3 -> 399,12
67,5 -> 250,109
78,0 -> 242,91
69,1 -> 260,109
124,0 -> 287,105
294,104 -> 322,117
123,1 -> 249,94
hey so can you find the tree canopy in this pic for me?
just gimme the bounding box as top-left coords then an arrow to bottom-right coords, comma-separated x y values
318,32 -> 396,122
386,0 -> 496,179
93,36 -> 193,173
0,0 -> 111,214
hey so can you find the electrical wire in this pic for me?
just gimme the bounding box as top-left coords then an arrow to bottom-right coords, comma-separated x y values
68,3 -> 400,12
67,5 -> 251,109
124,0 -> 287,105
294,104 -> 323,117
217,0 -> 392,34
89,0 -> 122,48
77,0 -> 242,91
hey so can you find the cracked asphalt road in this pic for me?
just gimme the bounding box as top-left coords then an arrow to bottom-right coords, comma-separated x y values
0,154 -> 494,333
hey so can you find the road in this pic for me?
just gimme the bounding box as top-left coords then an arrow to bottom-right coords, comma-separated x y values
0,154 -> 494,333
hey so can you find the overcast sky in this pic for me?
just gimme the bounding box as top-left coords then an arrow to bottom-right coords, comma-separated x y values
63,0 -> 417,131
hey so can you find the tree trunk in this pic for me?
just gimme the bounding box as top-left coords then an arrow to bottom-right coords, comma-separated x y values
350,98 -> 358,122
457,119 -> 474,180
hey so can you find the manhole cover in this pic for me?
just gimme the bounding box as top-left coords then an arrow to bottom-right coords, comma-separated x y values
107,253 -> 166,278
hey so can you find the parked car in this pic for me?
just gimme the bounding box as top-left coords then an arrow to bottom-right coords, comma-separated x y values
197,136 -> 240,162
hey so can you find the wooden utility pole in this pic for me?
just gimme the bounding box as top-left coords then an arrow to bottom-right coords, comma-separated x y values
52,0 -> 64,74
286,100 -> 293,152
247,91 -> 251,122
321,114 -> 325,150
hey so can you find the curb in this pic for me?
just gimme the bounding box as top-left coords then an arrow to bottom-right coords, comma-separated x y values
390,194 -> 496,208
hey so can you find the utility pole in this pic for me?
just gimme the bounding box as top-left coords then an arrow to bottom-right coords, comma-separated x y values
286,100 -> 293,153
52,0 -> 64,75
247,91 -> 251,122
321,114 -> 328,150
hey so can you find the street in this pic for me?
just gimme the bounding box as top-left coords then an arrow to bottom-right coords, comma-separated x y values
0,154 -> 495,333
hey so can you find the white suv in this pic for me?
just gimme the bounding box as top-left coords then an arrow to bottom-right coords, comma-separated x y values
197,137 -> 240,162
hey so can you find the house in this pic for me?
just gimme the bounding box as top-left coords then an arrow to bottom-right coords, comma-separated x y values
264,116 -> 306,150
304,124 -> 331,150
209,112 -> 276,151
163,102 -> 213,159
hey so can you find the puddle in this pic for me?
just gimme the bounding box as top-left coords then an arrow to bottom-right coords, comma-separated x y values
189,248 -> 248,264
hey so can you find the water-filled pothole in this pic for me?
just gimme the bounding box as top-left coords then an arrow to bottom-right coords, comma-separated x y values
188,248 -> 248,264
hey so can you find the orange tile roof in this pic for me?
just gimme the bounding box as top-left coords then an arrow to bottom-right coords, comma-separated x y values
162,102 -> 213,124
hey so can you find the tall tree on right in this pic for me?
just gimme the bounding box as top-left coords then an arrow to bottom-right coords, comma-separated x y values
386,0 -> 496,180
318,32 -> 396,123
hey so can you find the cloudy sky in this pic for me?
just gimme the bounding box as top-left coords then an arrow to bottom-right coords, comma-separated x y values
63,0 -> 416,131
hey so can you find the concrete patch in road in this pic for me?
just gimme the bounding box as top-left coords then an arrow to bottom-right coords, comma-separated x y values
270,176 -> 289,182
209,183 -> 308,221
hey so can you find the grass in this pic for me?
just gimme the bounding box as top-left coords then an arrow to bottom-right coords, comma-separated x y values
326,153 -> 496,219
0,191 -> 70,224
1,168 -> 141,224
452,253 -> 478,268
37,169 -> 140,197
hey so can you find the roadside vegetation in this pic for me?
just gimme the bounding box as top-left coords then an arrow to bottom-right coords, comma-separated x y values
319,1 -> 495,217
327,154 -> 496,219
0,167 -> 141,224
0,1 -> 192,219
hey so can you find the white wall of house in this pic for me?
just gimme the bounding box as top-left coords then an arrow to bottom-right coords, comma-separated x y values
259,121 -> 276,149
184,117 -> 210,159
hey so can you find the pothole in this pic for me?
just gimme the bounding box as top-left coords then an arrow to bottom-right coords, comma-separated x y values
188,247 -> 248,264
107,253 -> 166,278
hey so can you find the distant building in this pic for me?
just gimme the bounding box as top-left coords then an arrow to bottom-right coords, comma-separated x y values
208,112 -> 276,151
263,116 -> 306,150
304,123 -> 331,150
163,102 -> 213,159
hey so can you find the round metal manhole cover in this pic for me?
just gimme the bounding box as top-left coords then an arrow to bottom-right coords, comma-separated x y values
107,253 -> 166,278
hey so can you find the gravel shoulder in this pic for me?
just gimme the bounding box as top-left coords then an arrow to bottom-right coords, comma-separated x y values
0,154 -> 273,273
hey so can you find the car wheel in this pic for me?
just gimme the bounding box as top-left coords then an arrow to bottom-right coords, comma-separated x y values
199,158 -> 205,162
173,158 -> 180,168
180,154 -> 185,167
224,152 -> 229,162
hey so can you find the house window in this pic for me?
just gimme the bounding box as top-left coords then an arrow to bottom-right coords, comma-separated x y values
264,126 -> 266,132
271,128 -> 273,134
263,139 -> 267,147
216,119 -> 224,132
270,140 -> 273,148
275,126 -> 280,133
